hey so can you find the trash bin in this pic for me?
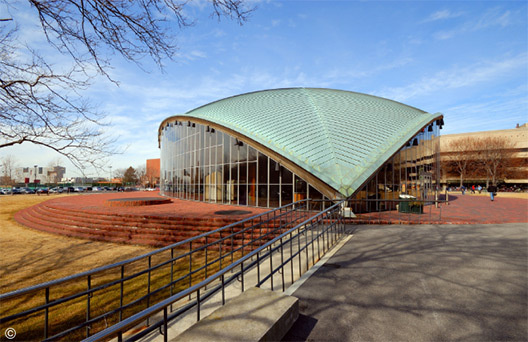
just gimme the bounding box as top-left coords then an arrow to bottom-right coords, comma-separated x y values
398,194 -> 423,214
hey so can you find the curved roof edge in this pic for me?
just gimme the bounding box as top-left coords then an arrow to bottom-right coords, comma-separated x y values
339,114 -> 443,196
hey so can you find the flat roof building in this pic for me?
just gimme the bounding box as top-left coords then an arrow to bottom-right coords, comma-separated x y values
158,88 -> 442,211
440,123 -> 528,186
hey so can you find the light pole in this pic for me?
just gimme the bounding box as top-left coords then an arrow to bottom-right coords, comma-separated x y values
34,164 -> 38,187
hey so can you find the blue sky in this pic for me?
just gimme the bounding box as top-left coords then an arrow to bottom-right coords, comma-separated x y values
3,0 -> 527,178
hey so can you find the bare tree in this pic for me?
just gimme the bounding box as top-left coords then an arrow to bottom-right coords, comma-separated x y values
1,154 -> 17,185
1,0 -> 253,170
114,168 -> 127,179
135,164 -> 146,187
474,136 -> 515,187
442,137 -> 478,187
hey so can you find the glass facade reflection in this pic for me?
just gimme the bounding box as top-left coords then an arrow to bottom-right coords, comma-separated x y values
160,121 -> 329,208
349,122 -> 441,213
160,120 -> 440,212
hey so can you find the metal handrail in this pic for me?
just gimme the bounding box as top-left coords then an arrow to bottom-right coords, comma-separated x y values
84,199 -> 347,342
0,199 -> 310,300
0,199 -> 317,340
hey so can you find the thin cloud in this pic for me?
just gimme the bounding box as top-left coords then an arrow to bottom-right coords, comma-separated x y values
422,9 -> 464,23
376,53 -> 527,102
434,7 -> 516,40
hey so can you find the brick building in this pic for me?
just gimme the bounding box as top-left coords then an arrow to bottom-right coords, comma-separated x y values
440,123 -> 528,187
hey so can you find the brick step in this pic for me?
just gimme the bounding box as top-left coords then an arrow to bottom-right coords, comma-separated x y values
16,210 -> 264,249
39,203 -> 286,229
32,205 -> 227,234
15,207 -> 277,249
15,210 -> 136,245
41,204 -> 239,226
34,204 -> 289,234
30,205 -> 284,241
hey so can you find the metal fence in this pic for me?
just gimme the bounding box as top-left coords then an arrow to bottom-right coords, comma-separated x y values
84,198 -> 346,341
0,198 -> 346,341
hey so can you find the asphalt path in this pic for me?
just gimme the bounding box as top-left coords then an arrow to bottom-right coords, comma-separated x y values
283,223 -> 528,341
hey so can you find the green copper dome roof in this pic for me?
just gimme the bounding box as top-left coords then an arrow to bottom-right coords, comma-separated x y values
162,88 -> 442,197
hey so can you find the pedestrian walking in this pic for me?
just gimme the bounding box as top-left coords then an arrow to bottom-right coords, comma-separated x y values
471,185 -> 475,194
461,185 -> 466,195
477,185 -> 482,194
487,184 -> 497,201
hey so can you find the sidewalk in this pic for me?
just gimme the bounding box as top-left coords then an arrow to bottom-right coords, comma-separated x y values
353,193 -> 528,224
284,223 -> 528,341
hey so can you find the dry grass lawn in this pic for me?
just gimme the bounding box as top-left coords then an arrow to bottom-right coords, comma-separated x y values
0,194 -> 155,294
1,195 -> 238,341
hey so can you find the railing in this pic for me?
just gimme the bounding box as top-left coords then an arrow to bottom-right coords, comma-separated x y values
83,199 -> 346,341
0,199 -> 321,341
346,197 -> 449,223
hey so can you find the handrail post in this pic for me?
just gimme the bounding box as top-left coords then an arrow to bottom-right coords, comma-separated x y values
120,265 -> 124,321
163,307 -> 168,342
86,275 -> 91,338
241,263 -> 245,292
147,256 -> 151,326
257,252 -> 261,285
169,248 -> 174,313
205,236 -> 208,284
221,274 -> 225,305
189,241 -> 192,300
196,289 -> 201,321
280,237 -> 285,292
44,287 -> 49,339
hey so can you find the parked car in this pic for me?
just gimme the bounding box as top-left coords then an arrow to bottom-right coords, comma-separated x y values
36,187 -> 49,194
0,188 -> 12,195
74,187 -> 85,192
22,187 -> 35,194
49,187 -> 64,193
117,187 -> 125,192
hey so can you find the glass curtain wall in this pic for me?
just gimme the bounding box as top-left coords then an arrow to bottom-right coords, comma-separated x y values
349,121 -> 441,213
160,120 -> 440,212
160,120 -> 329,209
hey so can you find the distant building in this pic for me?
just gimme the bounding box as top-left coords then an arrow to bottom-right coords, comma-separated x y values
15,165 -> 66,184
440,124 -> 528,186
146,158 -> 160,186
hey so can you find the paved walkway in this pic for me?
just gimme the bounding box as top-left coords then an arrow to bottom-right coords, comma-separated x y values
283,223 -> 528,341
354,193 -> 528,224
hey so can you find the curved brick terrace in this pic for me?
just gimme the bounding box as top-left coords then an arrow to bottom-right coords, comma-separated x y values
15,192 -> 270,247
14,192 -> 528,248
354,193 -> 528,224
